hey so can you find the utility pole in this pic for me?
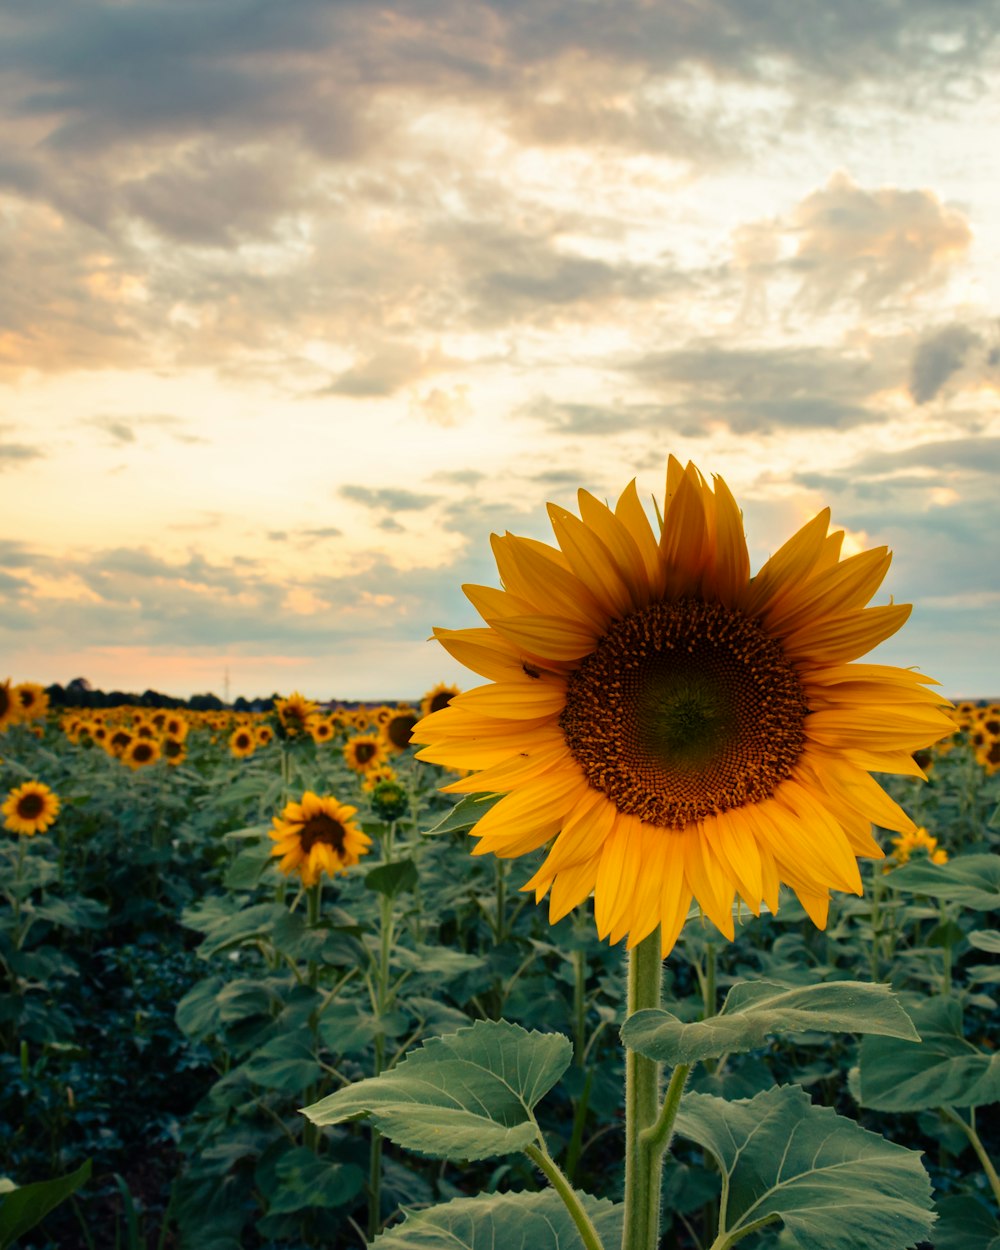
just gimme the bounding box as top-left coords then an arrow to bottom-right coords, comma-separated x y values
224,667 -> 230,705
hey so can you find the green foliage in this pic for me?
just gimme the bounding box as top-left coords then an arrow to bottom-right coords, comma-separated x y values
674,1084 -> 935,1249
0,1159 -> 92,1249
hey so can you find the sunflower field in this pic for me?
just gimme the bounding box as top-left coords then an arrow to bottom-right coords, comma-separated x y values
0,468 -> 999,1250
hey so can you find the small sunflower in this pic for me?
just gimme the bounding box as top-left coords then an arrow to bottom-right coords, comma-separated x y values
162,735 -> 187,766
381,706 -> 419,753
361,765 -> 398,793
269,791 -> 371,886
275,691 -> 319,736
133,720 -> 157,740
256,724 -> 275,747
13,682 -> 49,722
164,714 -> 189,739
348,708 -> 372,732
229,726 -> 256,758
344,734 -> 388,774
3,781 -> 60,836
369,778 -> 409,822
123,738 -> 161,769
420,683 -> 461,719
107,728 -> 134,757
0,680 -> 16,732
309,716 -> 336,744
976,738 -> 1000,776
412,456 -> 954,954
888,826 -> 948,867
373,705 -> 395,729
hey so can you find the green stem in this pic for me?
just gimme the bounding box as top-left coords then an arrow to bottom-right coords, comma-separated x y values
621,930 -> 663,1250
869,868 -> 883,983
640,1062 -> 691,1165
525,1141 -> 606,1250
495,856 -> 507,943
306,883 -> 322,989
368,837 -> 397,1241
706,1213 -> 781,1250
941,1106 -> 1000,1207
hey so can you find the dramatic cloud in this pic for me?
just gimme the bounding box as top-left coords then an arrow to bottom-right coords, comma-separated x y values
909,323 -> 983,403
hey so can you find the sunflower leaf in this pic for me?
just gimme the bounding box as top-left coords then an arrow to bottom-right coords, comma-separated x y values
365,857 -> 419,897
301,1019 -> 571,1161
370,1190 -> 623,1249
422,794 -> 500,836
621,979 -> 917,1065
881,853 -> 1000,910
674,1085 -> 934,1250
858,996 -> 1000,1111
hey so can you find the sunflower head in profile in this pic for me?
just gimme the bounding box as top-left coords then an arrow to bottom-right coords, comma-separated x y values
343,734 -> 388,774
269,791 -> 371,886
275,692 -> 319,737
412,457 -> 955,955
381,706 -> 419,753
229,726 -> 256,758
123,738 -> 161,770
13,682 -> 49,722
420,683 -> 461,719
3,781 -> 61,836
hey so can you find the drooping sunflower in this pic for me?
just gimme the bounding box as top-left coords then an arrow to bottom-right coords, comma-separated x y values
229,726 -> 256,758
0,679 -> 16,733
269,791 -> 371,886
13,682 -> 49,722
123,738 -> 161,769
343,734 -> 388,774
3,781 -> 60,836
381,706 -> 419,753
411,457 -> 954,954
420,683 -> 461,719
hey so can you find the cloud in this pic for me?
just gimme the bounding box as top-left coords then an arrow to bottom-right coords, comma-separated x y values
340,485 -> 436,512
0,439 -> 44,467
909,323 -> 983,403
324,344 -> 430,398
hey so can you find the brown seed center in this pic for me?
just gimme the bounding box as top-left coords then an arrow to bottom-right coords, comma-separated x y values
300,813 -> 347,854
560,597 -> 808,828
17,792 -> 46,820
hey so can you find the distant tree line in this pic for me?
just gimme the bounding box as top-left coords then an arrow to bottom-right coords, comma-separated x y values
44,677 -> 278,714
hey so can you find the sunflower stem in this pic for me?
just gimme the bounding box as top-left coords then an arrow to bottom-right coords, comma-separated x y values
524,1140 -> 607,1250
621,929 -> 663,1250
940,1106 -> 1000,1207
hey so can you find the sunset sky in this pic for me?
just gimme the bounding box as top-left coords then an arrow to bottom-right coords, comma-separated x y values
2,1 -> 999,701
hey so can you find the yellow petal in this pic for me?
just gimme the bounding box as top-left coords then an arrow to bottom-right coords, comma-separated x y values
548,503 -> 634,618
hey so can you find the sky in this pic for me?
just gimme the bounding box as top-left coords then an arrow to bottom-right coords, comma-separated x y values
2,0 -> 999,702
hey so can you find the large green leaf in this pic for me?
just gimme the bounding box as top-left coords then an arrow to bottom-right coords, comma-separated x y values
622,980 -> 917,1065
882,853 -> 1000,910
302,1020 -> 571,1161
858,997 -> 1000,1111
673,1085 -> 934,1250
371,1190 -> 623,1249
934,1196 -> 1000,1250
0,1160 -> 92,1250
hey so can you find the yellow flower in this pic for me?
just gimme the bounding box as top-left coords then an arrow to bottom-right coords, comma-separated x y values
275,691 -> 319,736
256,723 -> 275,747
3,781 -> 60,836
976,737 -> 1000,776
122,738 -> 161,769
229,726 -> 256,758
162,735 -> 187,766
420,683 -> 461,719
361,765 -> 398,792
308,716 -> 336,744
13,682 -> 49,722
344,734 -> 388,774
412,456 -> 954,955
381,705 -> 419,754
889,826 -> 948,866
269,791 -> 371,886
0,679 -> 17,733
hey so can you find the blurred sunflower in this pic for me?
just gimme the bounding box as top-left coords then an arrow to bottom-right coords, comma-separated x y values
344,734 -> 388,774
420,683 -> 461,718
229,727 -> 256,758
269,791 -> 371,885
361,765 -> 398,793
162,735 -> 187,766
133,720 -> 157,740
382,706 -> 419,753
255,724 -> 275,747
3,781 -> 60,836
348,708 -> 372,732
275,692 -> 319,737
412,457 -> 954,954
0,680 -> 16,733
107,728 -> 134,757
123,738 -> 161,769
976,738 -> 1000,776
889,826 -> 948,866
164,714 -> 188,739
309,716 -> 336,744
13,682 -> 49,722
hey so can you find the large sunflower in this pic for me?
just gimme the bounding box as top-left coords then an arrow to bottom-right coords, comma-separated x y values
3,781 -> 61,836
411,457 -> 954,955
269,791 -> 371,886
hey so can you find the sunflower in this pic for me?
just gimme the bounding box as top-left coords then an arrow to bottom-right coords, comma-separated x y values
412,457 -> 954,954
309,716 -> 336,744
3,781 -> 60,836
123,738 -> 161,769
348,708 -> 372,732
256,723 -> 275,747
976,738 -> 1000,776
162,735 -> 187,766
133,720 -> 157,740
269,791 -> 371,886
275,691 -> 319,736
888,826 -> 948,867
13,682 -> 49,722
164,714 -> 189,739
361,765 -> 398,793
381,706 -> 419,753
420,683 -> 461,719
0,679 -> 16,732
229,726 -> 256,758
343,734 -> 388,774
107,728 -> 134,757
